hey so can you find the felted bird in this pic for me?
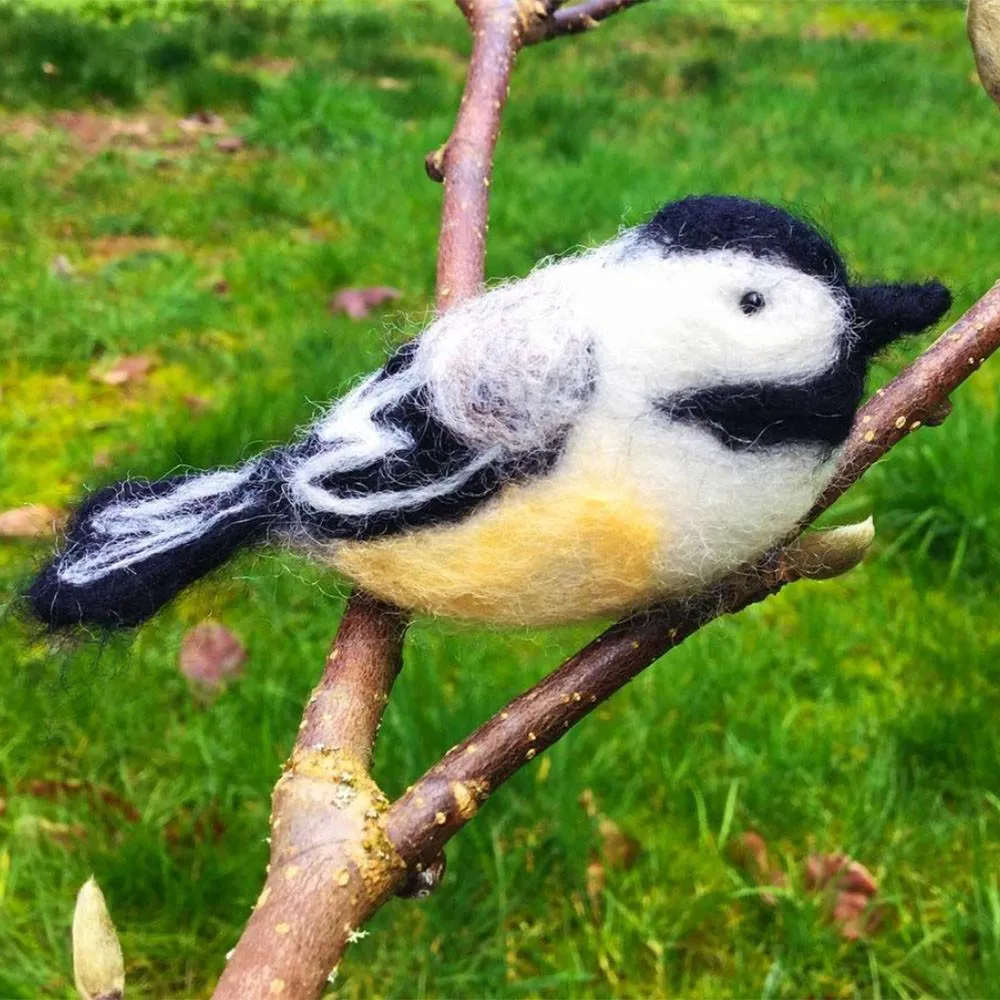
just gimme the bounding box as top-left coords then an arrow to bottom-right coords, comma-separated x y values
27,195 -> 951,630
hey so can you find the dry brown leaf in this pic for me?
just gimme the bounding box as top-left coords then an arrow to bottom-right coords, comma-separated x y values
178,110 -> 228,135
804,853 -> 877,896
329,286 -> 402,320
597,817 -> 640,870
839,859 -> 878,896
15,815 -> 87,844
0,504 -> 65,538
16,778 -> 140,824
183,394 -> 211,415
728,831 -> 788,904
585,860 -> 606,919
832,890 -> 871,940
179,622 -> 247,691
805,853 -> 882,939
89,355 -> 156,387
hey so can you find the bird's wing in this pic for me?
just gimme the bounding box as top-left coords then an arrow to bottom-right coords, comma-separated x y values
286,258 -> 600,543
284,340 -> 580,542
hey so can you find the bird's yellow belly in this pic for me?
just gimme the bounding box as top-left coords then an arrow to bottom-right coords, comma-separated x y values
329,474 -> 665,627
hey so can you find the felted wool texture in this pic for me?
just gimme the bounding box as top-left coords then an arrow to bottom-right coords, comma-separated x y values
26,195 -> 953,630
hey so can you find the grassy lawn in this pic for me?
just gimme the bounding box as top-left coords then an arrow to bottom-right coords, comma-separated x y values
1,0 -> 999,996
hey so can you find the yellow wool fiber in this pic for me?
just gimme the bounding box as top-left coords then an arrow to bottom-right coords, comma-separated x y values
331,472 -> 664,627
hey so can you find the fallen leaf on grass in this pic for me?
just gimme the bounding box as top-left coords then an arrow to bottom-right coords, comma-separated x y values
585,860 -> 606,919
89,354 -> 156,387
215,135 -> 244,153
805,852 -> 883,939
15,815 -> 87,845
16,778 -> 140,824
0,504 -> 65,538
728,831 -> 789,903
804,853 -> 878,895
180,621 -> 247,692
329,286 -> 402,320
597,817 -> 640,870
178,110 -> 228,135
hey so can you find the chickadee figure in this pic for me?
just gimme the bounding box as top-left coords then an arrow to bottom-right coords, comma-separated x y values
27,196 -> 951,630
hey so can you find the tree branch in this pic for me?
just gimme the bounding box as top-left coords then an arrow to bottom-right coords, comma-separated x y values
386,283 -> 1000,866
208,0 -> 1000,992
213,1 -> 652,995
435,0 -> 523,309
213,596 -> 407,1000
529,0 -> 652,43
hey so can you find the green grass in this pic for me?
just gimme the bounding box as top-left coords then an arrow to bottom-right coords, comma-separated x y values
1,0 -> 999,996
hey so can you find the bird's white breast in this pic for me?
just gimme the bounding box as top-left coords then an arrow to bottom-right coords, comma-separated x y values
556,391 -> 835,594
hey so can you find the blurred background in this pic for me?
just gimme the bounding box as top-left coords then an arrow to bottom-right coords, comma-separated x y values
1,0 -> 998,996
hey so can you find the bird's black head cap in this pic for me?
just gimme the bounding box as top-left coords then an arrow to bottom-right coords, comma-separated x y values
641,194 -> 851,288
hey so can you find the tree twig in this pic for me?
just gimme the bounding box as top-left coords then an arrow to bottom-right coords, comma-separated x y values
436,0 -> 522,309
529,0 -> 652,43
209,0 -> 1000,993
212,1 -> 647,996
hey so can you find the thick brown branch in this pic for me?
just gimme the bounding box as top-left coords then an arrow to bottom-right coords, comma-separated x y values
210,0 -> 995,994
213,596 -> 407,1000
385,282 -> 1000,867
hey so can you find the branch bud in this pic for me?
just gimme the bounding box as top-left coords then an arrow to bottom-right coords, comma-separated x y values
969,0 -> 1000,109
73,878 -> 125,1000
783,518 -> 876,581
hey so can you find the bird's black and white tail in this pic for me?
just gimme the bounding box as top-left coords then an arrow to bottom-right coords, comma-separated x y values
23,339 -> 537,630
26,455 -> 289,629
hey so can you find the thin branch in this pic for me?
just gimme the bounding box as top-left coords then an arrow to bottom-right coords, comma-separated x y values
436,0 -> 525,309
385,283 -> 1000,866
208,0 -> 1000,992
529,0 -> 652,43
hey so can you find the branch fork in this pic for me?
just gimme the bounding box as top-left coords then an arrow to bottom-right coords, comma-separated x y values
70,3 -> 1000,998
212,1 -> 1000,993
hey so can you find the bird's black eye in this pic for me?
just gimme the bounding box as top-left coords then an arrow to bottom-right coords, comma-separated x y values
740,290 -> 766,316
